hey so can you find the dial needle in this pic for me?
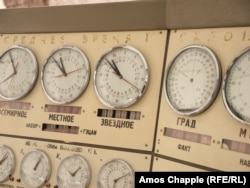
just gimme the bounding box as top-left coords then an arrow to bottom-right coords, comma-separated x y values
71,166 -> 81,177
106,58 -> 141,91
52,57 -> 67,76
0,153 -> 8,165
33,156 -> 42,171
54,67 -> 85,78
1,62 -> 19,84
113,173 -> 129,188
9,51 -> 17,74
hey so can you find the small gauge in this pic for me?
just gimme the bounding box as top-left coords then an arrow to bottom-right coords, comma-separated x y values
222,47 -> 250,125
0,45 -> 38,100
97,159 -> 134,188
0,145 -> 15,182
19,149 -> 51,188
164,44 -> 221,116
94,45 -> 149,108
57,154 -> 91,188
41,45 -> 90,104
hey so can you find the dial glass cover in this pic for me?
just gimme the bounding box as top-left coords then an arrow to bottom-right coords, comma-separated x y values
41,45 -> 90,104
165,44 -> 221,116
94,45 -> 149,108
97,159 -> 134,188
19,149 -> 51,188
57,154 -> 91,188
222,47 -> 250,125
0,45 -> 38,100
0,145 -> 15,182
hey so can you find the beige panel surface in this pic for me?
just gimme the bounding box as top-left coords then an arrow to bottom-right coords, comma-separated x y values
155,27 -> 250,171
0,30 -> 167,151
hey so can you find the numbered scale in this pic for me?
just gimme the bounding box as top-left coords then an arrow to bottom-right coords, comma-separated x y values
94,45 -> 149,108
222,46 -> 250,125
164,44 -> 221,116
0,45 -> 38,100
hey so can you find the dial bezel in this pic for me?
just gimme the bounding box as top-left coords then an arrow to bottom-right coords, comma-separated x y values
41,45 -> 90,104
0,145 -> 15,183
94,45 -> 149,108
97,158 -> 134,188
222,46 -> 250,125
164,44 -> 222,116
19,149 -> 51,188
0,45 -> 38,100
57,154 -> 91,188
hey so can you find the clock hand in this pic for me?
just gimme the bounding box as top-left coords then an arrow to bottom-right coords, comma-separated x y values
0,153 -> 8,165
54,67 -> 85,78
9,51 -> 17,74
1,62 -> 19,84
105,58 -> 122,78
71,166 -> 81,177
106,58 -> 141,91
113,173 -> 129,188
52,57 -> 67,76
33,156 -> 42,171
60,57 -> 67,76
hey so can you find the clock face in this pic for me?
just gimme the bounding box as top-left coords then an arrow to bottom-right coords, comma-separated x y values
222,47 -> 250,125
41,46 -> 90,104
0,145 -> 15,183
57,155 -> 91,188
0,45 -> 38,100
97,159 -> 134,188
164,45 -> 221,116
94,45 -> 149,108
19,150 -> 51,188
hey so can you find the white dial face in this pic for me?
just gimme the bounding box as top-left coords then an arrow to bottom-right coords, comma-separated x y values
41,46 -> 90,104
0,145 -> 15,182
57,155 -> 91,188
0,45 -> 38,100
222,47 -> 250,125
165,45 -> 221,115
94,45 -> 149,108
97,159 -> 134,188
19,150 -> 51,188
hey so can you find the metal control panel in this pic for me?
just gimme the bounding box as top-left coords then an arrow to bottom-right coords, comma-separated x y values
0,0 -> 249,187
155,27 -> 250,172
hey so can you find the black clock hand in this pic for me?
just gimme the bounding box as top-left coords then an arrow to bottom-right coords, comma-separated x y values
9,51 -> 17,74
60,57 -> 67,76
52,57 -> 67,76
105,58 -> 122,78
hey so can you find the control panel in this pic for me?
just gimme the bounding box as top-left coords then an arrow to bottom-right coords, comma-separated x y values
0,0 -> 249,187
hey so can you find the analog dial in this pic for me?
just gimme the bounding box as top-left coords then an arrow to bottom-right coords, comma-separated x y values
94,45 -> 149,108
19,149 -> 51,188
222,47 -> 250,125
165,45 -> 221,115
41,46 -> 90,104
0,145 -> 15,182
0,45 -> 38,100
97,159 -> 134,188
57,154 -> 91,188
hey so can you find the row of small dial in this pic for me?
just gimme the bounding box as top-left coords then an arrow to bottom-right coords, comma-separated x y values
0,145 -> 134,188
0,45 -> 149,108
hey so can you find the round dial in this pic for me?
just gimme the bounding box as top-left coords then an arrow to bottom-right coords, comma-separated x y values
57,154 -> 91,188
0,45 -> 38,100
19,149 -> 51,188
0,145 -> 15,182
97,159 -> 134,188
222,47 -> 250,125
164,44 -> 221,116
41,45 -> 90,104
94,45 -> 149,108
